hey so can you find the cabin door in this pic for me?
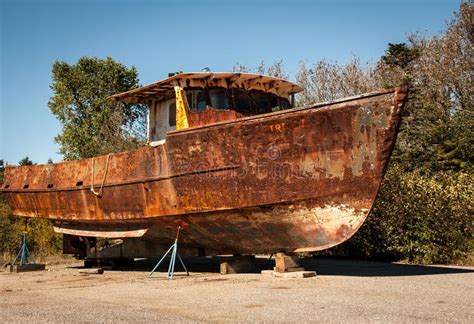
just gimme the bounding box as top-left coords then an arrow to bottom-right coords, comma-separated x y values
149,98 -> 176,142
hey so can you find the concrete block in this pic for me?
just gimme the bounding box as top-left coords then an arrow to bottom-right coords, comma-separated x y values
79,268 -> 104,275
274,271 -> 316,278
261,270 -> 317,278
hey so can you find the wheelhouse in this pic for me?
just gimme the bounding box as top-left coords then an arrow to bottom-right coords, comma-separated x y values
108,72 -> 303,143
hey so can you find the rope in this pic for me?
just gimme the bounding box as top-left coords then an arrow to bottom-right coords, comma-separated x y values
90,154 -> 111,197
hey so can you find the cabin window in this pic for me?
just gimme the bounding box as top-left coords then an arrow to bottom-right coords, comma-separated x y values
250,90 -> 270,114
279,98 -> 291,110
186,89 -> 207,111
208,88 -> 230,110
232,89 -> 253,113
249,90 -> 291,113
269,94 -> 280,112
169,102 -> 176,126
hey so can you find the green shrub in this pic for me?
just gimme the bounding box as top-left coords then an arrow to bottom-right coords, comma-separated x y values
336,165 -> 473,264
0,195 -> 62,258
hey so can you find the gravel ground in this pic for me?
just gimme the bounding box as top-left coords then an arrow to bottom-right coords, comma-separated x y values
0,257 -> 473,323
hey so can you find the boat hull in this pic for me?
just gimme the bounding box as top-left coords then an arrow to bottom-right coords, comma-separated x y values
1,87 -> 407,254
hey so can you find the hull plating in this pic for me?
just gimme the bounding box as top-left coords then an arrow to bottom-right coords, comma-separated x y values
1,87 -> 407,253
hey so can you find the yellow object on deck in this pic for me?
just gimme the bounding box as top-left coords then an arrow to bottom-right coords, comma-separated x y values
175,86 -> 189,130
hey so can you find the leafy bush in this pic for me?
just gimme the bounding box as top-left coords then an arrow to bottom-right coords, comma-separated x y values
0,196 -> 62,259
336,165 -> 473,264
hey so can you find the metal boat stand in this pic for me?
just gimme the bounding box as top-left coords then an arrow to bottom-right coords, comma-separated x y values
9,220 -> 45,273
12,231 -> 35,266
148,226 -> 189,280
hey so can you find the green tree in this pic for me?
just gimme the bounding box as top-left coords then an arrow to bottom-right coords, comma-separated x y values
381,43 -> 420,70
48,57 -> 147,160
18,157 -> 34,166
389,4 -> 473,172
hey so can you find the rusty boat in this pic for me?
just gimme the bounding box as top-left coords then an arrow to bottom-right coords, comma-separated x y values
1,72 -> 407,260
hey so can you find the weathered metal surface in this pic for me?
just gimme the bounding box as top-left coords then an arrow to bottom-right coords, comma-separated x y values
108,72 -> 303,104
1,87 -> 407,254
187,107 -> 243,128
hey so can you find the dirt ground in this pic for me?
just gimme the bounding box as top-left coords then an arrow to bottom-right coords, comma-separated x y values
0,256 -> 473,323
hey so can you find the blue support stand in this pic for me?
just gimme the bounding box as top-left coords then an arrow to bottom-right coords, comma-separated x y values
148,226 -> 189,280
12,229 -> 35,266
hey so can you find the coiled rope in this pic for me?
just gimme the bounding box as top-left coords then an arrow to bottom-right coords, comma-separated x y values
90,154 -> 111,197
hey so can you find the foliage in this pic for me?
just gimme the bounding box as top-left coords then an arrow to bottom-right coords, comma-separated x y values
334,166 -> 473,264
18,156 -> 34,166
0,216 -> 62,258
233,60 -> 289,79
381,43 -> 420,70
49,56 -> 147,160
384,5 -> 473,172
25,218 -> 63,256
296,56 -> 376,106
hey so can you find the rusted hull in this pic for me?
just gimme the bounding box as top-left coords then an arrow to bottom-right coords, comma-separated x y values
1,87 -> 407,254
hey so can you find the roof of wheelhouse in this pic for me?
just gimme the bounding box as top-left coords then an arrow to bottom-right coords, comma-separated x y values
108,72 -> 303,104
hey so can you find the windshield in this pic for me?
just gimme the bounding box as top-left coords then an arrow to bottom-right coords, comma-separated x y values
249,90 -> 289,114
186,89 -> 207,111
232,89 -> 253,113
208,88 -> 230,110
184,87 -> 291,113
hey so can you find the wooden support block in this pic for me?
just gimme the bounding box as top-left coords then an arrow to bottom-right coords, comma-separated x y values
220,255 -> 256,274
8,264 -> 46,273
79,268 -> 104,275
274,253 -> 301,273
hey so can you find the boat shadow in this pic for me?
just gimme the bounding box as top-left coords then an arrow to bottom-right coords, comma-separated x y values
72,255 -> 474,277
298,257 -> 474,277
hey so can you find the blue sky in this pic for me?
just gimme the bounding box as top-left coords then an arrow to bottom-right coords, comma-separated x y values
0,0 -> 461,164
